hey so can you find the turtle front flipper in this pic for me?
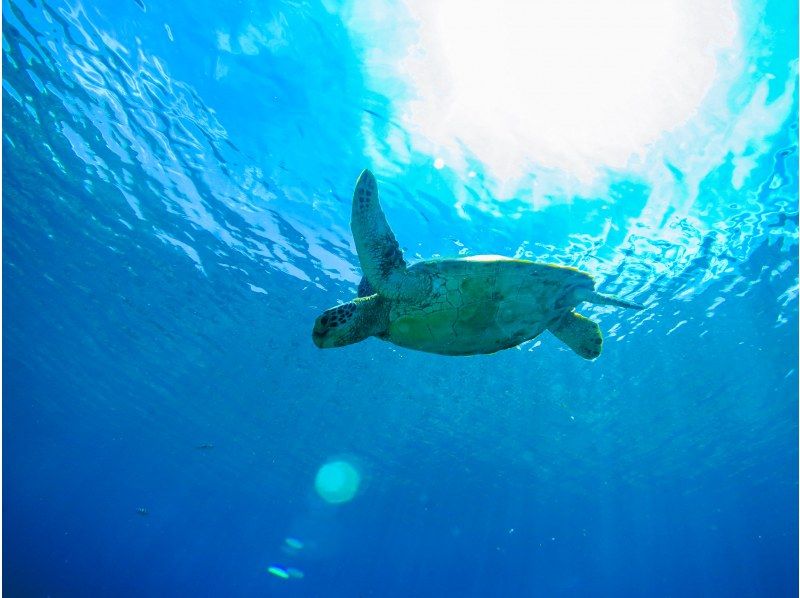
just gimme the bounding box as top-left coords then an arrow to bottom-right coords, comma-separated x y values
357,276 -> 375,298
548,311 -> 603,360
351,170 -> 426,299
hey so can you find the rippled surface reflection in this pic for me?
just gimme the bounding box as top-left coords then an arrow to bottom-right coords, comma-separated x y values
4,0 -> 798,596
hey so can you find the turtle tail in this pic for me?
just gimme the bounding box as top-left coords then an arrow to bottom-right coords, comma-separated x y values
583,291 -> 644,310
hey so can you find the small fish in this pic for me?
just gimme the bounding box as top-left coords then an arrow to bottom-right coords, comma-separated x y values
196,443 -> 214,450
136,507 -> 149,516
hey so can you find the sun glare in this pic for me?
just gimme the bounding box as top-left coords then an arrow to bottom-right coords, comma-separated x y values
410,1 -> 737,181
348,0 -> 740,189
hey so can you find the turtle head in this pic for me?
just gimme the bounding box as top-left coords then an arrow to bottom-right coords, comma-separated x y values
312,298 -> 386,349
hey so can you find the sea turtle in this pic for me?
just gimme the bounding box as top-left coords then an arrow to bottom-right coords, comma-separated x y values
312,170 -> 643,359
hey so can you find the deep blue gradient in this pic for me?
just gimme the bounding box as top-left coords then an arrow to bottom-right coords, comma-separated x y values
3,0 -> 798,596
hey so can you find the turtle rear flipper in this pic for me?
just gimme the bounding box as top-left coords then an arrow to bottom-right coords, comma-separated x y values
350,170 -> 427,299
583,291 -> 644,310
548,312 -> 603,360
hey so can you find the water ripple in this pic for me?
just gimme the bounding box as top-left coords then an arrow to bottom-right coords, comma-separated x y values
3,0 -> 797,333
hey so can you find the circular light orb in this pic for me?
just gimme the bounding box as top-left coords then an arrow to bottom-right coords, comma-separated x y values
314,460 -> 361,504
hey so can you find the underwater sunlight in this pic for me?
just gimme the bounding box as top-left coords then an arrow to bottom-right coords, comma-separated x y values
3,0 -> 798,595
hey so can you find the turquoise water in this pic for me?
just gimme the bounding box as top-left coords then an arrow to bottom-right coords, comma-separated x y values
3,0 -> 798,596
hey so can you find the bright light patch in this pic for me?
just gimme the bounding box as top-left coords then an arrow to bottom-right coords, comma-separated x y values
314,460 -> 361,504
267,566 -> 290,579
284,537 -> 304,550
347,0 -> 739,187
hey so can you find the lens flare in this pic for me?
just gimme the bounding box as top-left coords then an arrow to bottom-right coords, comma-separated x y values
314,460 -> 361,504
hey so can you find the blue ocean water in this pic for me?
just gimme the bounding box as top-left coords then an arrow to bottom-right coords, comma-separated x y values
3,0 -> 798,596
